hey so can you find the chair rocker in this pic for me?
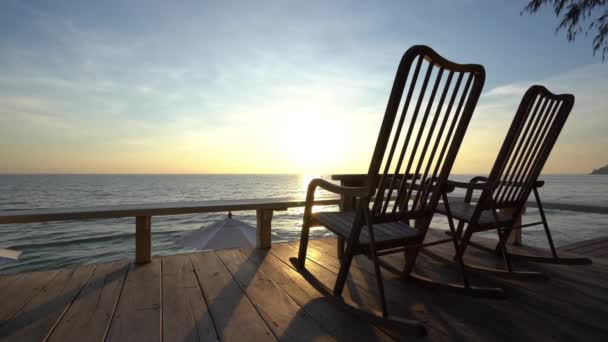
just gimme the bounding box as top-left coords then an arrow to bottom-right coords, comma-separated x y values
295,45 -> 493,326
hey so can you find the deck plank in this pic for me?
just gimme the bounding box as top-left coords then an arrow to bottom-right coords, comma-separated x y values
161,254 -> 218,342
420,238 -> 608,317
216,248 -> 335,341
0,269 -> 59,321
0,273 -> 23,293
1,234 -> 607,341
559,237 -> 608,253
190,251 -> 275,342
46,261 -> 129,342
401,246 -> 608,340
0,265 -> 94,342
567,240 -> 608,256
411,235 -> 608,339
105,259 -> 161,342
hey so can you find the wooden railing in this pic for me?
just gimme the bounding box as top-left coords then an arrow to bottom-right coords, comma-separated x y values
1,175 -> 605,264
0,197 -> 340,264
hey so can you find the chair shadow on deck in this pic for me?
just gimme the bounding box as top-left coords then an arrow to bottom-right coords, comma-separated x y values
298,238 -> 565,341
182,250 -> 268,342
288,256 -> 427,338
183,248 -> 360,342
248,247 -> 393,341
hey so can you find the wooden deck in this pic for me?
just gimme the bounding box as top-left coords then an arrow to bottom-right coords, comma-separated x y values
1,229 -> 607,341
559,236 -> 608,260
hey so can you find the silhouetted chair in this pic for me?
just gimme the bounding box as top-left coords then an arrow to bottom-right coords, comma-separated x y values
434,85 -> 588,287
295,45 -> 486,323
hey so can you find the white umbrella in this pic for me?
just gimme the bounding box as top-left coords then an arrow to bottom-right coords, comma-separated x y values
175,216 -> 283,251
0,248 -> 21,266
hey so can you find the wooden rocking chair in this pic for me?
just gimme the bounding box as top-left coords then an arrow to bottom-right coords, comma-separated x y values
434,85 -> 588,283
295,45 -> 486,324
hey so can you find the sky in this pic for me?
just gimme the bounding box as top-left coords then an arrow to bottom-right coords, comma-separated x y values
0,0 -> 606,174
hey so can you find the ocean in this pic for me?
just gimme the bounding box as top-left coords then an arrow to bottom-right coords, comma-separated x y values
0,174 -> 606,274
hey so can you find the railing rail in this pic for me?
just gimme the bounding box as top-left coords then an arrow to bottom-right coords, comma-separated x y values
0,197 -> 340,264
0,185 -> 605,264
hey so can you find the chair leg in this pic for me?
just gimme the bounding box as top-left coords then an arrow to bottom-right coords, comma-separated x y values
449,226 -> 549,281
441,193 -> 461,253
370,248 -> 388,317
456,220 -> 465,240
508,188 -> 589,265
534,187 -> 558,258
337,237 -> 345,260
297,219 -> 311,270
402,245 -> 421,279
411,229 -> 506,299
497,228 -> 514,272
455,229 -> 473,288
485,190 -> 592,265
333,242 -> 355,297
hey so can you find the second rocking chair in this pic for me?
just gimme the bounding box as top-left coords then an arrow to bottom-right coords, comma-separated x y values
434,85 -> 583,284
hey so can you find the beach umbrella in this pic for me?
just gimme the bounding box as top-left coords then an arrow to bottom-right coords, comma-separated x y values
0,248 -> 21,266
175,216 -> 283,251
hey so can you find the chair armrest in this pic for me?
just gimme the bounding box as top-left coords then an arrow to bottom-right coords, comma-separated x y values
447,179 -> 492,191
303,178 -> 369,219
309,178 -> 369,198
445,176 -> 492,204
534,180 -> 544,188
331,174 -> 420,187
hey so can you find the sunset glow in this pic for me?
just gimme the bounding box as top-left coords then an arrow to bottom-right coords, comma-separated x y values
1,1 -> 606,174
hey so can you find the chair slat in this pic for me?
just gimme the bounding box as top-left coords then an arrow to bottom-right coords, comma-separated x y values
409,70 -> 455,211
505,99 -> 559,203
495,96 -> 548,204
498,97 -> 551,204
513,100 -> 563,203
372,56 -> 424,214
378,60 -> 436,215
394,66 -> 445,214
415,72 -> 466,207
486,86 -> 574,210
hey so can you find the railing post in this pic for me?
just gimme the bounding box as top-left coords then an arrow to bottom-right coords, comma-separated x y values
256,209 -> 273,249
135,215 -> 152,264
505,207 -> 524,245
337,178 -> 362,259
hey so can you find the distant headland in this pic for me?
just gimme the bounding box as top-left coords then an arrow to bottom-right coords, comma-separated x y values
591,164 -> 608,175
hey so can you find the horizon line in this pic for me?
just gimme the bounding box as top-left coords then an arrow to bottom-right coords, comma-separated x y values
0,172 -> 598,176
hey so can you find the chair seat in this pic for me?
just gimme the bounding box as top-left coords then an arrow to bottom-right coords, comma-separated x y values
436,200 -> 513,227
311,211 -> 423,250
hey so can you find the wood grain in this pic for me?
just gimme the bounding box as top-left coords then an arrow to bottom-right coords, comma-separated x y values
0,265 -> 94,342
216,248 -> 335,341
47,261 -> 129,342
105,259 -> 161,342
190,251 -> 275,342
162,254 -> 217,342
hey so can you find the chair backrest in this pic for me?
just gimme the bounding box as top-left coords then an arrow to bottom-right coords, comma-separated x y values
367,45 -> 485,222
484,85 -> 574,211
